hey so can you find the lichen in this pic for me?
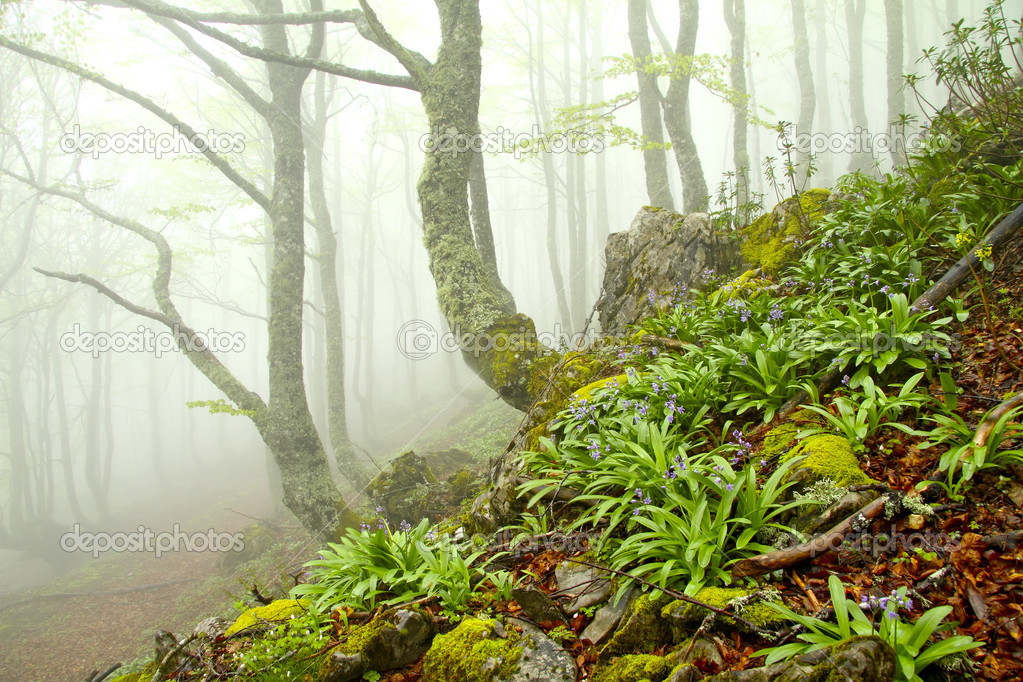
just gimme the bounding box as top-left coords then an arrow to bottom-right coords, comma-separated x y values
782,434 -> 875,488
225,599 -> 311,637
740,189 -> 831,277
421,617 -> 523,682
591,653 -> 672,682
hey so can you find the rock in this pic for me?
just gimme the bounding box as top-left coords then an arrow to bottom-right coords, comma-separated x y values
508,619 -> 576,682
192,616 -> 228,640
783,435 -> 875,492
698,635 -> 896,681
581,588 -> 635,646
597,208 -> 742,336
660,587 -> 785,638
224,599 -> 310,637
600,592 -> 674,660
318,607 -> 436,682
218,522 -> 276,570
907,514 -> 926,530
511,585 -> 567,625
555,560 -> 612,613
421,616 -> 574,682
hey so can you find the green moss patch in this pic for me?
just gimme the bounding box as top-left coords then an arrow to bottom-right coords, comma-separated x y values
740,189 -> 831,277
225,599 -> 310,637
782,434 -> 875,488
592,653 -> 672,682
421,617 -> 523,682
661,587 -> 785,637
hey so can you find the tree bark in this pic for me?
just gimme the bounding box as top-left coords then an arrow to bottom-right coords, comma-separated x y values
845,0 -> 871,172
628,0 -> 676,210
791,0 -> 816,179
723,0 -> 750,215
662,0 -> 709,213
884,0 -> 906,167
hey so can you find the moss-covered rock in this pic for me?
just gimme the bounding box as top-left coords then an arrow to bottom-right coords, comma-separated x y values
714,269 -> 774,300
740,189 -> 831,277
421,617 -> 523,682
225,599 -> 310,637
592,653 -> 673,682
782,434 -> 875,490
599,592 -> 674,660
317,608 -> 435,681
661,587 -> 785,638
217,521 -> 276,570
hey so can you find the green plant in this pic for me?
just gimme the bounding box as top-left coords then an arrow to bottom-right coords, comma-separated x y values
292,519 -> 513,613
798,372 -> 931,451
231,610 -> 330,679
761,575 -> 980,681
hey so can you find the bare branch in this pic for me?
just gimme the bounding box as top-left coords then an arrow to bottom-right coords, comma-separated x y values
0,35 -> 270,210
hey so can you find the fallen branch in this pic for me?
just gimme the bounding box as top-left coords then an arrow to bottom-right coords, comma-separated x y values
974,392 -> 1023,448
730,496 -> 889,578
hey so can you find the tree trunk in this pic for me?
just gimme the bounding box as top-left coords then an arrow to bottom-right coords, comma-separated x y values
305,68 -> 365,487
628,0 -> 676,210
845,0 -> 871,172
469,148 -> 515,311
255,0 -> 353,539
813,0 -> 833,184
884,0 -> 906,167
723,0 -> 750,216
791,0 -> 816,180
591,0 -> 611,246
662,0 -> 709,213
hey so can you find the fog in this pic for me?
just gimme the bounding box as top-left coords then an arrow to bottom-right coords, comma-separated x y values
0,0 -> 998,658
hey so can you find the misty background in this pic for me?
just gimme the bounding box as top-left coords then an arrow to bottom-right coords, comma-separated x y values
0,0 -> 994,585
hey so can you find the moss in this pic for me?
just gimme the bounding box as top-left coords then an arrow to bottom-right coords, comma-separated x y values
599,592 -> 673,660
809,635 -> 896,682
714,269 -> 773,300
571,373 -> 628,403
782,434 -> 874,488
225,599 -> 311,637
109,664 -> 157,682
592,654 -> 672,682
661,587 -> 785,638
421,617 -> 523,682
926,177 -> 960,211
741,189 -> 831,277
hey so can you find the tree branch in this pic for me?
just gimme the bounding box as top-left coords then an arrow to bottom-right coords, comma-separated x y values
0,35 -> 270,210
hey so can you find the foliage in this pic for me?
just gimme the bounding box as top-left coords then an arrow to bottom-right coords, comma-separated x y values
230,610 -> 329,680
761,575 -> 981,681
291,519 -> 514,613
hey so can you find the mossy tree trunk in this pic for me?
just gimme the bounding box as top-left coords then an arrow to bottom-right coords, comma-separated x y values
723,0 -> 750,216
844,0 -> 871,172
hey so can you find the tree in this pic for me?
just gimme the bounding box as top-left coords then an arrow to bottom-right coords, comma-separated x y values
628,0 -> 676,210
661,0 -> 709,213
885,0 -> 906,167
791,0 -> 816,179
844,0 -> 871,172
723,0 -> 750,212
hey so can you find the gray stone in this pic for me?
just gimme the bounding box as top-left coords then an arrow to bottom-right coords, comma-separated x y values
512,585 -> 567,625
597,208 -> 741,336
318,607 -> 436,682
580,587 -> 635,646
555,561 -> 612,613
698,636 -> 896,681
507,619 -> 577,682
192,616 -> 227,640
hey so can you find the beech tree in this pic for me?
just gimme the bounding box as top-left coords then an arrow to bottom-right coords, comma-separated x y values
1,0 -> 564,540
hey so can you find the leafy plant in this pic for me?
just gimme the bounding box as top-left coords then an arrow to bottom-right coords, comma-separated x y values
797,372 -> 931,451
761,575 -> 981,681
292,519 -> 513,613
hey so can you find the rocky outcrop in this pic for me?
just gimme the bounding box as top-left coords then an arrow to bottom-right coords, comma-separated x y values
597,208 -> 742,336
318,608 -> 436,682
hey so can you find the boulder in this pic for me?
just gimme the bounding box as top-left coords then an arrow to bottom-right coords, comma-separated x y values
317,608 -> 436,682
597,208 -> 742,336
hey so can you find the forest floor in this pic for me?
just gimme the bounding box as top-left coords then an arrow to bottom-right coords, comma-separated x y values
0,482 -> 314,682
